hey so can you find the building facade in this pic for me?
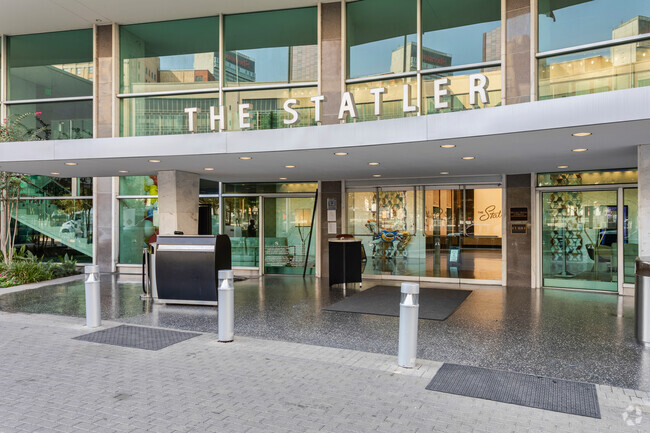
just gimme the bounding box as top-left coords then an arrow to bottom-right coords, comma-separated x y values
1,0 -> 649,295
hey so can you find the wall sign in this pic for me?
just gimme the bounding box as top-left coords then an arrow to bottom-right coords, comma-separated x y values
511,223 -> 528,234
510,207 -> 529,222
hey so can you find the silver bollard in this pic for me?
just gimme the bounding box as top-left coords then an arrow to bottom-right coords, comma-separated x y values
84,265 -> 101,328
218,269 -> 235,342
398,282 -> 419,368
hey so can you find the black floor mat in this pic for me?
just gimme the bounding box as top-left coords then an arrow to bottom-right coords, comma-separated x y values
426,363 -> 601,418
323,285 -> 471,320
74,325 -> 200,351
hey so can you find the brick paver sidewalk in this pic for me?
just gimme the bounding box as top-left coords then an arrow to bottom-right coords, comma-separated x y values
0,312 -> 648,433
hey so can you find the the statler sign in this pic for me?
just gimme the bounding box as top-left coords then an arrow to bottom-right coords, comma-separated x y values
184,73 -> 491,132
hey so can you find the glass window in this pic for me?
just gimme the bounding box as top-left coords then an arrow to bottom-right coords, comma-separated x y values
120,176 -> 158,196
224,8 -> 317,86
623,188 -> 638,284
7,29 -> 93,100
224,197 -> 259,267
6,100 -> 93,140
537,169 -> 638,186
223,182 -> 317,194
120,17 -> 220,93
77,177 -> 93,197
346,76 -> 417,122
199,179 -> 220,195
121,93 -> 219,136
539,0 -> 650,52
422,0 -> 501,67
119,198 -> 159,264
21,176 -> 72,197
14,198 -> 93,263
422,67 -> 502,115
224,87 -> 317,131
538,42 -> 650,100
199,198 -> 220,235
347,0 -> 417,78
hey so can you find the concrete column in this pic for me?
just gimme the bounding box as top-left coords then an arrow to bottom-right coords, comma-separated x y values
505,173 -> 532,288
94,25 -> 114,272
504,0 -> 531,104
639,145 -> 650,257
320,2 -> 342,125
318,181 -> 342,279
157,170 -> 200,235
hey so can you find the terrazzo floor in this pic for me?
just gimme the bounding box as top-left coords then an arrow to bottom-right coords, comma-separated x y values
1,274 -> 648,391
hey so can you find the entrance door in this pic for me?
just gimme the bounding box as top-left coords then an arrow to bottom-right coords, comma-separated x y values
223,196 -> 259,268
541,190 -> 618,291
263,196 -> 316,275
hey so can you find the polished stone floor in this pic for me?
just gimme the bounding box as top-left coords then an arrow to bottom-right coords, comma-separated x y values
1,275 -> 649,391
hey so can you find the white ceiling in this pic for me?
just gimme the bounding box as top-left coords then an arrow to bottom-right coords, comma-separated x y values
0,0 -> 332,35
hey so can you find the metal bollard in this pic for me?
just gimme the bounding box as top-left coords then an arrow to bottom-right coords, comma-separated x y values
218,269 -> 235,342
84,265 -> 101,328
398,282 -> 419,368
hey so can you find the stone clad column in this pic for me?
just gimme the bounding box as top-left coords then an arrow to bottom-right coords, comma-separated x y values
157,171 -> 200,235
320,2 -> 342,125
504,0 -> 532,104
639,145 -> 650,257
318,181 -> 342,279
506,173 -> 532,287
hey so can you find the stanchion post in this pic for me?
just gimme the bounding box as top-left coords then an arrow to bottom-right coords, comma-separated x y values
398,282 -> 419,368
218,269 -> 234,342
84,265 -> 101,328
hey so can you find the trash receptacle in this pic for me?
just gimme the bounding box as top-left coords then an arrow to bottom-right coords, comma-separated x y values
635,257 -> 650,345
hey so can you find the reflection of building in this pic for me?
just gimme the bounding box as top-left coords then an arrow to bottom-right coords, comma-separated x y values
159,69 -> 216,83
483,26 -> 501,62
391,42 -> 452,72
193,51 -> 257,83
51,63 -> 94,81
611,16 -> 650,66
290,45 -> 318,82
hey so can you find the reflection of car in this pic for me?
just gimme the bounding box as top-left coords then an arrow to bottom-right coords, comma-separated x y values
60,219 -> 83,236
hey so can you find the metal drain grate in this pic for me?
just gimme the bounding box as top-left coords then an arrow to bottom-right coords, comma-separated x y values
426,363 -> 601,418
74,325 -> 200,351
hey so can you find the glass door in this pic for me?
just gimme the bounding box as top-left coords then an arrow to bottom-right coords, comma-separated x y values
263,196 -> 316,275
223,196 -> 259,268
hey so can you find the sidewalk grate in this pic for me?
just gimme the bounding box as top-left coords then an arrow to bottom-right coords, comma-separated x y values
426,363 -> 601,418
73,325 -> 200,351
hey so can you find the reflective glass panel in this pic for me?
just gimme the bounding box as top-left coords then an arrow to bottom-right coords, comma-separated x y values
119,176 -> 158,196
121,94 -> 219,136
422,0 -> 501,67
199,198 -> 220,235
224,8 -> 317,85
538,42 -> 650,100
77,177 -> 93,197
539,0 -> 650,52
542,190 -> 618,291
537,169 -> 638,186
14,198 -> 93,262
21,176 -> 72,197
120,17 -> 220,93
119,198 -> 159,264
347,0 -> 417,78
422,67 -> 502,115
224,87 -> 317,131
224,183 -> 317,194
223,197 -> 259,267
346,76 -> 417,122
263,197 -> 316,275
7,101 -> 92,140
7,29 -> 93,100
623,188 -> 638,284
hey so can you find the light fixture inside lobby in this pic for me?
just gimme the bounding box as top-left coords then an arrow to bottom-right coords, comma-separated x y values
239,156 -> 253,160
572,132 -> 592,137
572,148 -> 588,152
461,156 -> 475,160
148,159 -> 160,163
64,162 -> 77,166
334,152 -> 348,156
440,144 -> 456,148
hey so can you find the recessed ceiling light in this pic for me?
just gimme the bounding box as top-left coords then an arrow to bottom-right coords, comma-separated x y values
50,172 -> 60,175
149,159 -> 160,163
204,168 -> 214,171
334,152 -> 348,156
440,144 -> 456,148
557,165 -> 569,169
461,156 -> 475,160
372,174 -> 382,177
368,162 -> 380,166
571,148 -> 588,152
440,171 -> 449,175
279,177 -> 287,180
64,162 -> 77,166
285,165 -> 296,168
239,156 -> 253,160
572,132 -> 592,137
118,170 -> 129,173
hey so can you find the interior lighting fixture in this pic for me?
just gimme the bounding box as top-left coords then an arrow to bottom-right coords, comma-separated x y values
204,168 -> 214,171
440,171 -> 449,175
440,144 -> 456,148
572,132 -> 592,137
368,162 -> 380,166
239,156 -> 253,160
50,172 -> 60,175
334,152 -> 348,156
557,165 -> 569,169
372,174 -> 382,177
118,170 -> 128,173
572,148 -> 588,152
64,162 -> 77,166
461,156 -> 475,160
279,177 -> 287,180
285,165 -> 296,168
148,159 -> 160,163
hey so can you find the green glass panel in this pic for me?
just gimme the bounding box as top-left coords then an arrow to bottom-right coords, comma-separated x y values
346,76 -> 417,122
422,67 -> 502,114
199,198 -> 220,235
538,42 -> 650,100
14,198 -> 92,262
422,0 -> 501,67
542,190 -> 618,291
537,169 -> 638,186
199,179 -> 220,194
347,0 -> 417,78
223,183 -> 317,194
119,198 -> 159,264
119,176 -> 159,196
224,197 -> 259,267
21,176 -> 72,197
624,188 -> 638,284
77,177 -> 93,197
539,0 -> 650,52
120,17 -> 219,93
120,94 -> 219,136
224,87 -> 317,131
7,29 -> 93,100
6,101 -> 92,140
224,8 -> 317,85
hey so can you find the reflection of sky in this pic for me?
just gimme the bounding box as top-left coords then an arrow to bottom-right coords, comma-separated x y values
349,35 -> 417,78
160,54 -> 195,70
539,0 -> 650,52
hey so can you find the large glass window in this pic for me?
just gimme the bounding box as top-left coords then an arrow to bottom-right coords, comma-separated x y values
538,0 -> 650,52
224,8 -> 317,86
224,197 -> 259,267
7,100 -> 93,140
347,0 -> 417,78
120,176 -> 158,196
120,17 -> 220,94
623,188 -> 638,284
346,76 -> 417,122
7,29 -> 93,100
422,0 -> 501,67
121,94 -> 219,136
422,67 -> 502,114
537,169 -> 638,186
119,198 -> 159,264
